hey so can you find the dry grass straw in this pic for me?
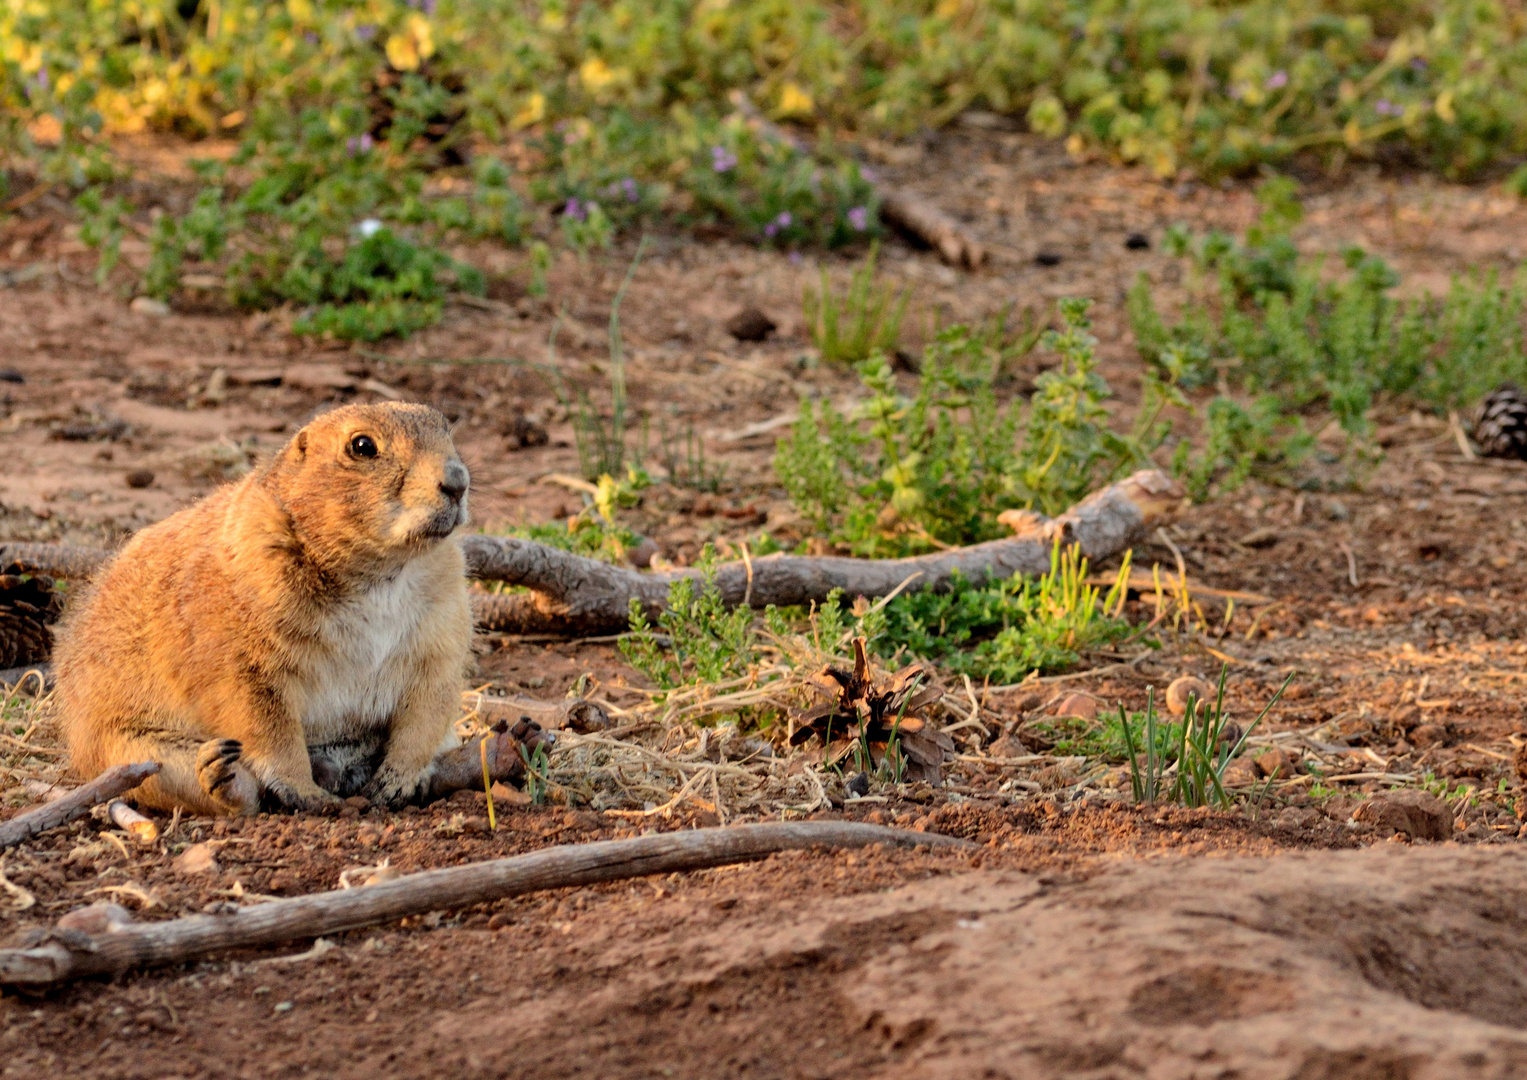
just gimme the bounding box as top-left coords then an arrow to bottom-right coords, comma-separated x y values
453,628 -> 985,820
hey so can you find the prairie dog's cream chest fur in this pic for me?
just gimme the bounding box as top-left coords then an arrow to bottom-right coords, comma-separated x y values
55,402 -> 474,816
301,557 -> 440,744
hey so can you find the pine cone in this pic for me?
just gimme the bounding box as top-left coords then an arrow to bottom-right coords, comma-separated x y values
0,570 -> 62,668
1472,384 -> 1527,459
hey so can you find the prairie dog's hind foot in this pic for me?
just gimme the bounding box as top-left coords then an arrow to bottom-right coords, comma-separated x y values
196,739 -> 260,815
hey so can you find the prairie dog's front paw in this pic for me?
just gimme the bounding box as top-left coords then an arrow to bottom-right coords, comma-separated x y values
361,764 -> 425,809
196,739 -> 260,816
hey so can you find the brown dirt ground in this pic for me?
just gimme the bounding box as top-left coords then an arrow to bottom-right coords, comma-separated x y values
6,130 -> 1527,1076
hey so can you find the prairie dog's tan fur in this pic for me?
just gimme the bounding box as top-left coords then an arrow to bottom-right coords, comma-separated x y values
55,402 -> 473,815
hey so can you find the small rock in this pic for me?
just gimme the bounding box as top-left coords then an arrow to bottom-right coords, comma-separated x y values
282,362 -> 358,392
343,795 -> 371,812
0,369 -> 23,384
487,912 -> 514,931
1253,748 -> 1303,780
460,815 -> 489,834
725,306 -> 777,342
1410,722 -> 1449,749
56,901 -> 135,935
1275,805 -> 1320,830
1220,756 -> 1259,787
362,865 -> 400,887
129,296 -> 171,317
490,782 -> 531,805
175,842 -> 220,875
1124,232 -> 1151,250
1054,693 -> 1098,720
626,536 -> 660,569
124,469 -> 155,489
1351,789 -> 1454,841
987,733 -> 1030,759
1035,251 -> 1063,267
1165,676 -> 1213,717
845,771 -> 871,798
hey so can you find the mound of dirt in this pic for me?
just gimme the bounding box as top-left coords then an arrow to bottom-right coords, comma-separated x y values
435,845 -> 1527,1079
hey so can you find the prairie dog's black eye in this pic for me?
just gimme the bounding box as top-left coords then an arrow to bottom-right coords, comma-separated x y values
349,434 -> 379,459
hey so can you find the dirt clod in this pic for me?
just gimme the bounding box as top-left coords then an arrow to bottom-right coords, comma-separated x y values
724,305 -> 776,341
124,468 -> 155,488
1350,789 -> 1454,841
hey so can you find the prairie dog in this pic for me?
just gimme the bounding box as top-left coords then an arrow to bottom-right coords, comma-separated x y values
55,402 -> 474,815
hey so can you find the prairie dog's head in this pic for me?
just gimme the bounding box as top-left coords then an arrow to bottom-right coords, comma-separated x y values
267,403 -> 469,568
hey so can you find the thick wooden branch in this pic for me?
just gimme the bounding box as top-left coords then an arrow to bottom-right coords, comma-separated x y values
0,821 -> 971,985
466,469 -> 1184,635
0,762 -> 160,851
1,470 -> 1183,639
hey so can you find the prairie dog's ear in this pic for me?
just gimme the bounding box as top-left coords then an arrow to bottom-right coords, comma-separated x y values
294,430 -> 309,457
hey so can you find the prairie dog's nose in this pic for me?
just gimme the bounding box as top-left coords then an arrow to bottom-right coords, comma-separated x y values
439,459 -> 469,502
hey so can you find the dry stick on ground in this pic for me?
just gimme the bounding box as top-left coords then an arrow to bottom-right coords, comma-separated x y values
0,821 -> 972,986
0,762 -> 160,851
724,90 -> 985,268
0,470 -> 1185,638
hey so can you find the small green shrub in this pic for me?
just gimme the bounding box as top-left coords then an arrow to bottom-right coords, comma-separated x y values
1119,669 -> 1291,807
870,544 -> 1136,681
620,558 -> 754,692
777,301 -> 1145,557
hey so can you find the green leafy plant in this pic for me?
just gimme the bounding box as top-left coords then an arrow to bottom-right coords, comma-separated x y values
802,243 -> 908,365
777,302 -> 1148,555
872,543 -> 1136,680
620,554 -> 754,692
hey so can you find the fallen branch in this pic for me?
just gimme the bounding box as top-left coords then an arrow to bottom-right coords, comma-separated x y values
465,469 -> 1185,635
1,470 -> 1184,639
878,190 -> 985,269
725,90 -> 984,268
0,821 -> 970,985
0,761 -> 160,851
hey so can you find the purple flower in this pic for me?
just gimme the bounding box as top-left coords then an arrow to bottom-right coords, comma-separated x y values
347,133 -> 374,155
1376,99 -> 1402,117
36,68 -> 48,90
711,145 -> 738,173
764,222 -> 778,238
847,206 -> 869,231
564,197 -> 586,222
424,0 -> 439,13
775,211 -> 792,227
621,177 -> 639,203
356,24 -> 376,41
1265,70 -> 1288,91
789,251 -> 803,265
1411,57 -> 1428,71
304,32 -> 319,45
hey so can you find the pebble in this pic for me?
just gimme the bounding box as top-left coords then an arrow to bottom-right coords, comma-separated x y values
1165,676 -> 1213,717
124,469 -> 155,489
129,296 -> 170,316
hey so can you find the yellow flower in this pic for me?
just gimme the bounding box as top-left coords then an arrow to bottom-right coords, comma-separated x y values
386,14 -> 435,72
512,91 -> 546,129
580,57 -> 615,92
1435,89 -> 1456,123
776,82 -> 814,118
